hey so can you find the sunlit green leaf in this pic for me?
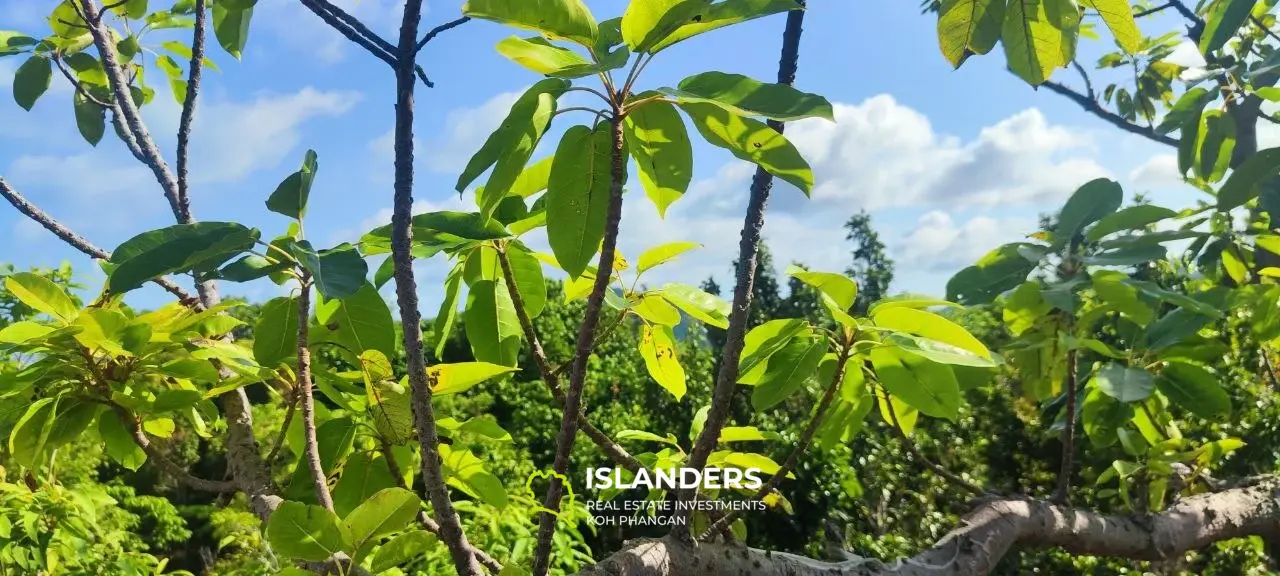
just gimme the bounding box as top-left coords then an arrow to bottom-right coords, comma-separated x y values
678,102 -> 812,194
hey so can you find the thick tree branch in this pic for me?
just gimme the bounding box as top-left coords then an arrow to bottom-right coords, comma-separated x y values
0,178 -> 197,304
674,4 -> 807,539
174,0 -> 206,221
296,279 -> 334,510
579,477 -> 1280,575
1038,78 -> 1178,148
532,114 -> 630,576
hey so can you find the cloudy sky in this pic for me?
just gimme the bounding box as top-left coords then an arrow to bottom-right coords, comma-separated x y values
0,1 -> 1225,309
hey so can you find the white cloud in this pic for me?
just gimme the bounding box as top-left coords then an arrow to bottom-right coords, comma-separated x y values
423,89 -> 523,174
895,211 -> 1036,272
1128,154 -> 1182,190
1167,40 -> 1207,69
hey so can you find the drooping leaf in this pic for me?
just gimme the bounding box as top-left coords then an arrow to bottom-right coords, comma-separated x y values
1199,0 -> 1258,55
463,280 -> 521,367
648,0 -> 802,54
252,296 -> 299,368
456,79 -> 568,210
108,222 -> 258,293
432,265 -> 464,359
12,55 -> 51,111
4,272 -> 78,323
495,35 -> 596,77
678,102 -> 813,193
1083,0 -> 1140,54
870,347 -> 961,421
1094,362 -> 1155,403
662,71 -> 834,121
1157,361 -> 1231,419
211,254 -> 290,283
462,0 -> 598,48
1194,109 -> 1235,183
9,398 -> 57,469
1155,87 -> 1216,134
1002,0 -> 1080,85
0,31 -> 38,57
1086,204 -> 1177,242
211,3 -> 253,59
1081,387 -> 1133,447
546,124 -> 618,279
625,99 -> 693,217
1054,178 -> 1123,247
660,282 -> 730,328
937,0 -> 1005,66
502,245 -> 546,318
751,339 -> 826,411
430,362 -> 518,396
265,501 -> 349,563
98,410 -> 147,471
266,149 -> 318,220
73,91 -> 105,145
622,0 -> 711,53
289,241 -> 368,300
1217,147 -> 1280,210
640,324 -> 686,400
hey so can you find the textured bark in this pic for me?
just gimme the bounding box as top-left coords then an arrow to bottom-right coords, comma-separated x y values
296,281 -> 334,510
1053,348 -> 1079,504
581,478 -> 1280,576
674,4 -> 807,538
174,0 -> 206,221
105,403 -> 234,493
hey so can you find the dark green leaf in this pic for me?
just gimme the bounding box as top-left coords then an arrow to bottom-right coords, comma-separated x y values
1217,147 -> 1280,210
1194,109 -> 1234,183
1155,87 -> 1215,134
211,3 -> 253,59
1094,362 -> 1154,403
432,265 -> 464,359
946,242 -> 1039,304
265,501 -> 348,562
108,222 -> 258,293
1199,0 -> 1258,54
98,410 -> 147,471
213,255 -> 291,282
1054,178 -> 1122,247
870,347 -> 961,421
463,280 -> 521,367
750,339 -> 825,411
1142,308 -> 1213,351
663,71 -> 833,121
0,31 -> 38,57
315,282 -> 396,361
290,241 -> 368,300
73,91 -> 105,145
252,296 -> 299,368
1080,245 -> 1168,266
1157,361 -> 1230,419
678,101 -> 812,194
1086,204 -> 1177,242
546,124 -> 616,278
266,150 -> 318,220
12,55 -> 51,111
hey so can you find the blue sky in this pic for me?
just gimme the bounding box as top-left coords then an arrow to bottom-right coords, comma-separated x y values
0,1 -> 1224,311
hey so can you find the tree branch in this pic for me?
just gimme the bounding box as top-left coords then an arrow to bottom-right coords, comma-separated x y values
1038,78 -> 1178,148
0,178 -> 198,305
174,0 -> 206,221
1053,348 -> 1079,505
296,278 -> 334,510
531,113 -> 630,576
265,387 -> 298,465
674,4 -> 807,540
103,401 -> 234,493
298,0 -> 397,67
881,388 -> 988,498
416,16 -> 470,53
579,477 -> 1280,575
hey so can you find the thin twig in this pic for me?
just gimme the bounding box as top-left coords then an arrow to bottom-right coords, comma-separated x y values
673,4 -> 808,541
1134,2 -> 1174,18
51,55 -> 108,107
881,389 -> 988,497
415,16 -> 470,53
265,388 -> 299,465
1053,349 -> 1079,505
174,0 -> 206,221
0,178 -> 198,305
298,0 -> 397,67
296,278 -> 334,511
699,343 -> 852,540
1253,15 -> 1280,45
1039,79 -> 1178,147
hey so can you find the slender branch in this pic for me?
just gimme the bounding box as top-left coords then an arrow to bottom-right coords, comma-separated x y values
1134,2 -> 1174,17
174,0 -> 206,221
1038,79 -> 1178,148
384,1 -> 482,573
296,278 -> 334,510
549,312 -> 627,380
532,113 -> 628,576
673,4 -> 808,540
415,16 -> 470,52
0,178 -> 198,305
51,54 -> 108,107
104,401 -> 234,493
1052,349 -> 1079,505
1259,110 -> 1280,126
265,388 -> 299,465
699,342 -> 851,540
298,0 -> 397,68
881,389 -> 988,497
1253,15 -> 1280,45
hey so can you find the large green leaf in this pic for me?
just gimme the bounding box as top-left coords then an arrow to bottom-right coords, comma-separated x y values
739,319 -> 812,381
637,241 -> 700,273
546,124 -> 617,278
4,272 -> 78,323
342,487 -> 420,552
463,280 -> 521,367
1142,307 -> 1213,351
372,530 -> 439,573
1002,0 -> 1080,85
463,0 -> 598,48
315,282 -> 395,361
211,3 -> 253,59
99,410 -> 147,471
0,31 -> 38,57
1085,204 -> 1177,242
1081,387 -> 1133,447
937,0 -> 1005,66
1083,0 -> 1140,54
439,445 -> 508,510
648,0 -> 802,54
1155,87 -> 1216,134
495,36 -> 597,77
1157,361 -> 1230,419
74,308 -> 133,356
946,243 -> 1039,305
503,245 -> 546,318
622,0 -> 711,52
253,296 -> 299,368
1093,362 -> 1154,403
1217,147 -> 1280,210
290,241 -> 368,300
640,324 -> 687,400
211,254 -> 291,283
873,307 -> 991,359
1054,178 -> 1122,247
433,265 -> 464,359
13,55 -> 51,111
1199,0 -> 1258,55
9,398 -> 57,469
73,91 -> 105,145
108,222 -> 258,293
679,101 -> 812,193
662,72 -> 833,121
266,149 -> 318,220
265,501 -> 349,562
430,362 -> 518,395
660,282 -> 730,328
363,353 -> 415,445
784,265 -> 856,310
331,453 -> 398,519
1194,109 -> 1235,183
456,79 -> 568,203
751,339 -> 825,411
625,99 -> 693,217
1092,271 -> 1154,325
870,347 -> 960,421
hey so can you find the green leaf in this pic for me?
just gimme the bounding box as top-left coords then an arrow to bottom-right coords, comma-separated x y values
4,272 -> 78,323
623,0 -> 711,52
0,31 -> 38,57
0,321 -> 54,344
332,453 -> 398,520
1094,362 -> 1154,403
937,0 -> 1005,67
649,0 -> 802,53
266,150 -> 318,220
430,362 -> 518,395
1199,0 -> 1257,55
1157,361 -> 1230,419
74,308 -> 133,356
342,487 -> 420,552
870,347 -> 961,421
751,339 -> 825,411
1086,204 -> 1177,242
1194,109 -> 1235,183
495,35 -> 595,76
631,293 -> 682,325
640,324 -> 687,400
433,265 -> 464,359
1080,245 -> 1168,266
1217,147 -> 1280,210
785,265 -> 857,310
678,102 -> 812,193
265,501 -> 349,562
109,0 -> 148,18
462,0 -> 598,48
214,254 -> 290,283
371,530 -> 438,573
1003,281 -> 1050,336
108,222 -> 258,293
503,245 -> 546,318
458,80 -> 569,198
1081,387 -> 1132,447
73,91 -> 105,145
625,99 -> 694,217
12,55 -> 51,111
1083,0 -> 1140,54
439,444 -> 508,509
315,282 -> 395,361
1002,0 -> 1080,85
637,242 -> 700,273
873,307 -> 991,359
1155,87 -> 1216,134
547,124 -> 618,279
463,280 -> 521,367
1143,307 -> 1213,351
663,71 -> 834,121
290,241 -> 368,300
46,400 -> 96,449
1055,178 -> 1122,247
253,296 -> 299,368
98,410 -> 147,471
617,429 -> 681,446
9,398 -> 57,469
1092,270 -> 1154,325
211,3 -> 253,59
661,282 -> 730,328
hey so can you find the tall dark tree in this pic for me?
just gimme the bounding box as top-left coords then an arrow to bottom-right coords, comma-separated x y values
844,210 -> 894,314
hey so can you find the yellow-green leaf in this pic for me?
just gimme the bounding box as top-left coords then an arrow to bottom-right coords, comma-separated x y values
937,0 -> 1006,67
640,324 -> 686,400
1083,0 -> 1140,54
873,307 -> 991,359
1002,0 -> 1080,85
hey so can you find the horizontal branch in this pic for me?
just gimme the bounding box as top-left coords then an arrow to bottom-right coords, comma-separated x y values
415,16 -> 470,53
577,477 -> 1280,576
1038,79 -> 1178,148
